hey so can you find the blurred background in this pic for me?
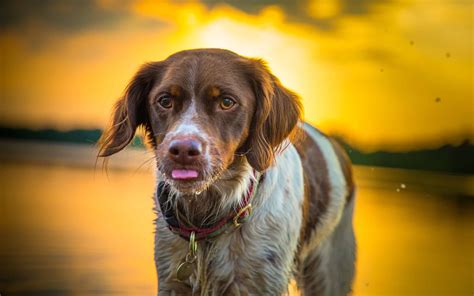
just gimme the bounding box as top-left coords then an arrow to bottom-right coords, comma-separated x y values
0,0 -> 473,295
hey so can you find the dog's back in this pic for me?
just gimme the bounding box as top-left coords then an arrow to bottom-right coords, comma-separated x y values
294,123 -> 356,295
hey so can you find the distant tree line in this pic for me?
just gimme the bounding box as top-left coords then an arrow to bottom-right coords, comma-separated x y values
0,126 -> 472,174
334,137 -> 473,174
0,127 -> 143,147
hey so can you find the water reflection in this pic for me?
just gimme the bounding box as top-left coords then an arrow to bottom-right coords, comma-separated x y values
352,167 -> 474,296
1,149 -> 473,295
1,163 -> 157,295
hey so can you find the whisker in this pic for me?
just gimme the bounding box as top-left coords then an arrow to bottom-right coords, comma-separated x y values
133,154 -> 156,175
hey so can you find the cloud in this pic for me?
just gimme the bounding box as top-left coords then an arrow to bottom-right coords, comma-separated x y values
0,0 -> 161,33
0,0 -> 387,33
0,0 -> 472,150
1,0 -> 119,31
202,0 -> 391,30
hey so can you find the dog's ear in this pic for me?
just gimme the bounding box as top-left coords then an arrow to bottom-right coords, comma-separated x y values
243,59 -> 302,172
98,62 -> 162,157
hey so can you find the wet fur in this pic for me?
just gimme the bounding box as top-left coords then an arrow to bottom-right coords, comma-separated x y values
98,49 -> 356,295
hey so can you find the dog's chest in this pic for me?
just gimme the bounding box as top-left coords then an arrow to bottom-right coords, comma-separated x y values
155,146 -> 305,294
156,189 -> 304,294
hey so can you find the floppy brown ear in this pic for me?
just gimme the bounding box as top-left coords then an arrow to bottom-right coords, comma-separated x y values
243,59 -> 302,171
98,62 -> 162,157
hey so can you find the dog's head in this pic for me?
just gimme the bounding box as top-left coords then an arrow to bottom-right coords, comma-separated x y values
99,49 -> 301,193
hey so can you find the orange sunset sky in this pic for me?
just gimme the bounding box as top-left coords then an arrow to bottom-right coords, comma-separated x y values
0,0 -> 472,151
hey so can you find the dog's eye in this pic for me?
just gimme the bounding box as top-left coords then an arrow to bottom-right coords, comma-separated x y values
219,97 -> 236,110
158,95 -> 173,109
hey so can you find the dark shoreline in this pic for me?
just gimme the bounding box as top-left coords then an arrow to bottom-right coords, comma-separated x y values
1,126 -> 472,174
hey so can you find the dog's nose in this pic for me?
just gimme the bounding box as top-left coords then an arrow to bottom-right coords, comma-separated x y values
168,139 -> 202,164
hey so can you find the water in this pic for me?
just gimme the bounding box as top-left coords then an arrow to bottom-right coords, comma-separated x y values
1,141 -> 473,295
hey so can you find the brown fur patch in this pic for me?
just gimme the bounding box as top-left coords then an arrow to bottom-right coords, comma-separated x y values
208,86 -> 221,98
293,127 -> 331,243
169,85 -> 181,97
240,59 -> 302,172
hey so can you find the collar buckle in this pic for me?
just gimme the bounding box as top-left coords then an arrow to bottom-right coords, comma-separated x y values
233,203 -> 253,228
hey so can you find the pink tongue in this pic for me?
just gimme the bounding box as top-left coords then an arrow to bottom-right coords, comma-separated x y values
171,169 -> 199,180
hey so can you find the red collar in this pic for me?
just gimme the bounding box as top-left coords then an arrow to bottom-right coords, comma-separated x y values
157,172 -> 260,241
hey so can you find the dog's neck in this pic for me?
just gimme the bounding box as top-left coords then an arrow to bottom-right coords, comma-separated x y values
167,157 -> 255,228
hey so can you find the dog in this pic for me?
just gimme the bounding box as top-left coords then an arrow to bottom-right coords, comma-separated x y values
99,49 -> 356,295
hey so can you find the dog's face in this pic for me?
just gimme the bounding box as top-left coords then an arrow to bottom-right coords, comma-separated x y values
147,51 -> 256,193
99,49 -> 301,194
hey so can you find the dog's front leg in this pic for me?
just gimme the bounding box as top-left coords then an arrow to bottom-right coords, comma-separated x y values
155,220 -> 196,295
157,279 -> 196,296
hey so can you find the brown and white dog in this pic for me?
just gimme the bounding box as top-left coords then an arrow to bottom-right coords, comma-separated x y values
99,49 -> 356,295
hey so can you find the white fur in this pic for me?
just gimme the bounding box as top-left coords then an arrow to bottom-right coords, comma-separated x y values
165,101 -> 212,168
154,144 -> 305,295
299,123 -> 348,260
153,124 -> 354,295
168,101 -> 204,137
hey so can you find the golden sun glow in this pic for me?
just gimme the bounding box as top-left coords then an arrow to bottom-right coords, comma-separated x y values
0,0 -> 472,151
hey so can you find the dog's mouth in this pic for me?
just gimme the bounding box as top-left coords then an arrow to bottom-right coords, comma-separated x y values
160,166 -> 217,194
157,143 -> 225,194
171,169 -> 199,180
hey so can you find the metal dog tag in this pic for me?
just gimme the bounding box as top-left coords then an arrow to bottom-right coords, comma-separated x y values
176,232 -> 197,282
176,261 -> 195,281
